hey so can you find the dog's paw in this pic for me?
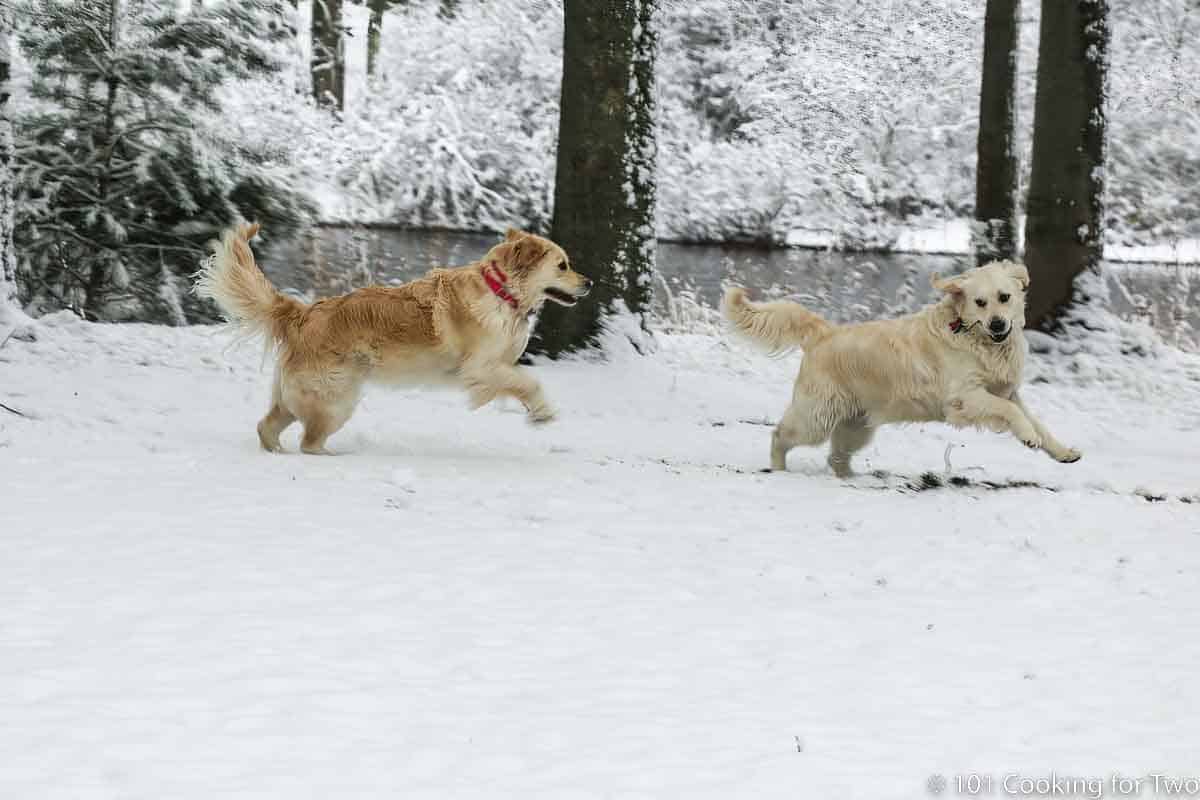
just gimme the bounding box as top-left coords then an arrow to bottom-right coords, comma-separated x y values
467,385 -> 496,410
527,406 -> 557,425
826,454 -> 855,479
1053,447 -> 1082,463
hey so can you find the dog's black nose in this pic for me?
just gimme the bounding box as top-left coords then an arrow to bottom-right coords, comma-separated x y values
584,278 -> 594,290
989,317 -> 1007,333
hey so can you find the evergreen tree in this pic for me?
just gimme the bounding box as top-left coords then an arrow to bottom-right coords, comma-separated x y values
536,0 -> 659,356
14,0 -> 311,323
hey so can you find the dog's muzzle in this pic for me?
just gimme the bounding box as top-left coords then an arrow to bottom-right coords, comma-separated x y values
545,280 -> 591,307
988,318 -> 1010,343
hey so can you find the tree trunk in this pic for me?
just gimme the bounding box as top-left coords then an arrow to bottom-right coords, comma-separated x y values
535,0 -> 658,356
973,0 -> 1020,266
367,0 -> 386,77
0,13 -> 17,309
1023,0 -> 1109,328
311,0 -> 345,111
83,0 -> 122,319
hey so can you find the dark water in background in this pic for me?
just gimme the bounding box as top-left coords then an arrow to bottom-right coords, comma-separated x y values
261,226 -> 1200,350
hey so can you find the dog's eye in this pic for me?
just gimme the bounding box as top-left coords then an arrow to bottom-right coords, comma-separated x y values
558,262 -> 567,272
974,298 -> 987,308
998,292 -> 1010,303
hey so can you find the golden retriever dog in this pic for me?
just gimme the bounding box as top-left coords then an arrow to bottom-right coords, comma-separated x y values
194,224 -> 591,454
722,260 -> 1082,476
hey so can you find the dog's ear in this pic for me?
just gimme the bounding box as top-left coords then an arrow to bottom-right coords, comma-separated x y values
506,235 -> 548,273
1006,261 -> 1030,290
931,272 -> 965,298
504,228 -> 526,243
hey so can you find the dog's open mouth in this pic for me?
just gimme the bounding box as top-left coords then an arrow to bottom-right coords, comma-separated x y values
545,287 -> 585,307
989,328 -> 1011,343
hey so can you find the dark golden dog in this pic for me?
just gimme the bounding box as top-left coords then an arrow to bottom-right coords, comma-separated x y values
195,224 -> 590,454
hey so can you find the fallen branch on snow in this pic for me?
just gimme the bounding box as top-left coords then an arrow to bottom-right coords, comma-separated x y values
0,401 -> 29,418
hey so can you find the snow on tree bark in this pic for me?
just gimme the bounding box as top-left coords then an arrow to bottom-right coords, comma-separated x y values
1024,0 -> 1109,329
536,0 -> 658,356
0,11 -> 16,310
311,0 -> 345,110
973,0 -> 1020,266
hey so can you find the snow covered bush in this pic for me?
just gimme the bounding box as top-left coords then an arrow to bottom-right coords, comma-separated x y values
259,0 -> 987,246
1105,0 -> 1200,247
12,0 -> 312,323
263,0 -> 563,233
258,0 -> 1198,249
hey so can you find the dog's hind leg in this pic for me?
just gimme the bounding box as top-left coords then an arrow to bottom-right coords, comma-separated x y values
257,375 -> 296,452
257,404 -> 296,452
284,372 -> 364,456
297,396 -> 360,455
827,418 -> 875,478
771,393 -> 837,472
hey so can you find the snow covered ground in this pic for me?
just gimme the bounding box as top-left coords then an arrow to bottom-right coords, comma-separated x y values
889,218 -> 1200,265
3,312 -> 1200,798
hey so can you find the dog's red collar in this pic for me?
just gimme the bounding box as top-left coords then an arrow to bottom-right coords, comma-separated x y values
482,261 -> 519,309
949,318 -> 983,334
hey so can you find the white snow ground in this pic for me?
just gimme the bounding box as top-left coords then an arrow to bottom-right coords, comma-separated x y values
888,219 -> 1200,265
3,312 -> 1200,799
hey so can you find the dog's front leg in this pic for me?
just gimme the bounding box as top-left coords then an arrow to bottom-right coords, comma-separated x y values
945,388 -> 1042,450
1010,391 -> 1082,463
462,362 -> 556,424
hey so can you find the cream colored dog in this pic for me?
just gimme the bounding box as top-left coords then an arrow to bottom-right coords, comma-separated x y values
722,261 -> 1081,476
195,224 -> 591,454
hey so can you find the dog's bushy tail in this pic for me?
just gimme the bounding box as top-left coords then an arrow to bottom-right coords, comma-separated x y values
193,223 -> 303,344
721,287 -> 832,353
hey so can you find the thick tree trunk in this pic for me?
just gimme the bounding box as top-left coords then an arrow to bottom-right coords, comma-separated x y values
535,0 -> 658,356
1023,0 -> 1109,328
973,0 -> 1020,266
0,14 -> 17,309
311,0 -> 345,111
367,0 -> 386,77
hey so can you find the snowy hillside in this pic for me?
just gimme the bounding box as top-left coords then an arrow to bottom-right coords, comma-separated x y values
3,312 -> 1199,797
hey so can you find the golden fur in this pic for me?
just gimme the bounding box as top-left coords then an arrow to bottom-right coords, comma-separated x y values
723,261 -> 1082,476
195,224 -> 591,454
